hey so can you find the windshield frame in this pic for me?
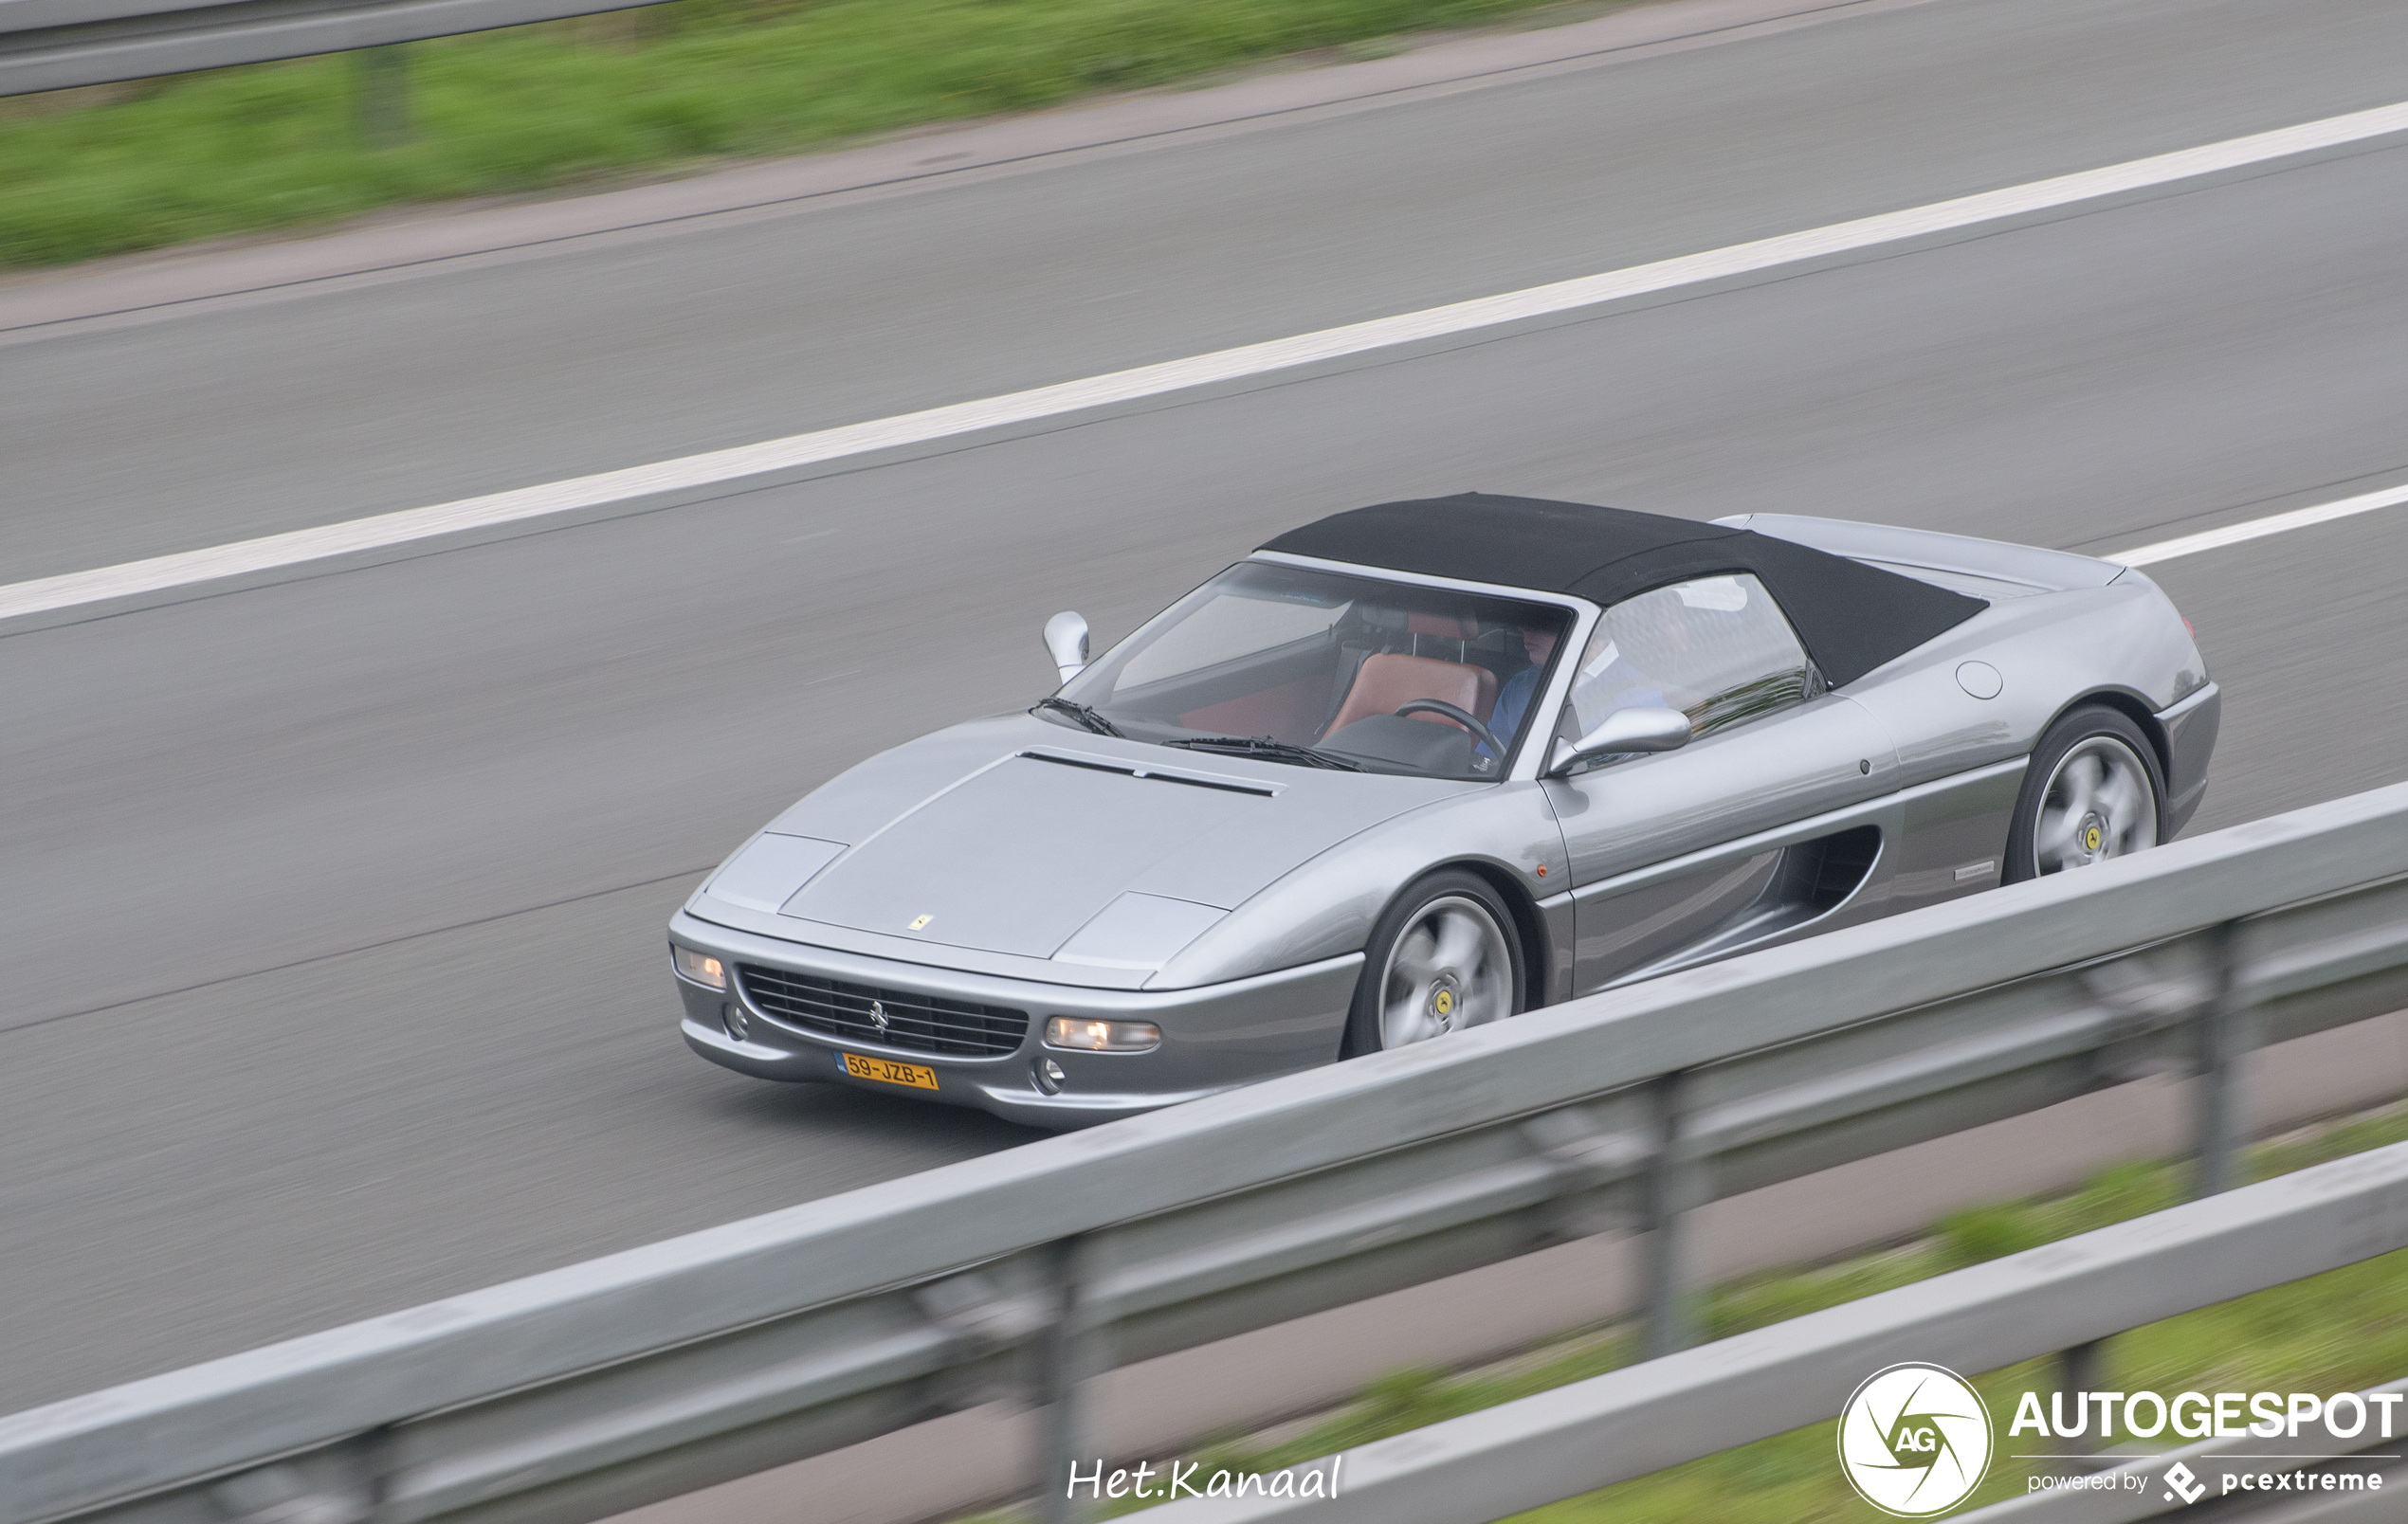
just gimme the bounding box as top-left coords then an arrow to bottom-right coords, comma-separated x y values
1044,553 -> 1601,784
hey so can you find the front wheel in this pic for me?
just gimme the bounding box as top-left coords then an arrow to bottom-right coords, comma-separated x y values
1344,870 -> 1523,1055
2004,705 -> 2164,883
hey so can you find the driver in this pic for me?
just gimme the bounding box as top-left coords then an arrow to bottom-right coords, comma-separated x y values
1483,625 -> 1560,757
1483,614 -> 1674,763
1473,616 -> 1666,765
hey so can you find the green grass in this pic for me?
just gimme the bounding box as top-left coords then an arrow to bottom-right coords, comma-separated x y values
1523,1232 -> 2408,1523
0,0 -> 1614,270
958,1098 -> 2408,1522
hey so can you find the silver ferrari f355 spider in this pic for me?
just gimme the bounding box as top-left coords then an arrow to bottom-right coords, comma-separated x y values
671,495 -> 2217,1126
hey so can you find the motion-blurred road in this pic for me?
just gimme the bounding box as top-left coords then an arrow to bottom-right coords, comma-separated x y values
4,0 -> 2405,1411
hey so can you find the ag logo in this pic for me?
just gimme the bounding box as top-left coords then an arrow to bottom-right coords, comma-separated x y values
1837,1363 -> 1993,1516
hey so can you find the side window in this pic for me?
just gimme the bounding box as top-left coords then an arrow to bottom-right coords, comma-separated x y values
1565,574 -> 1817,741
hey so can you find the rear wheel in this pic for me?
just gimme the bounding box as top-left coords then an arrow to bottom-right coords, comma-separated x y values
2005,705 -> 2164,883
1344,870 -> 1523,1055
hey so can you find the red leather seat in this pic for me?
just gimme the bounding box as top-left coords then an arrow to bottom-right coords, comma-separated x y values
1323,653 -> 1499,737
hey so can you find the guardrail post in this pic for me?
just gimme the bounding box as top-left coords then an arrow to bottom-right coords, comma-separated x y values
1641,1070 -> 1702,1359
356,45 -> 410,148
207,1429 -> 388,1524
2194,920 -> 2246,1198
2053,1338 -> 2104,1455
1034,1235 -> 1105,1524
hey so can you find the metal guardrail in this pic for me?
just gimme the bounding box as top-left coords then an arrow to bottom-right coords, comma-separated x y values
5,780 -> 2408,1524
1146,1141 -> 2408,1522
0,0 -> 668,98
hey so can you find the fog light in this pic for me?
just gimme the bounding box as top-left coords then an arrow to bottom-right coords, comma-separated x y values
1044,1017 -> 1161,1052
674,946 -> 726,989
1035,1059 -> 1067,1095
722,1004 -> 749,1042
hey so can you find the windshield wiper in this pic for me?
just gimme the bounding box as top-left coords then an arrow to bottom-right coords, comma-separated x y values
1161,735 -> 1365,771
1033,697 -> 1123,737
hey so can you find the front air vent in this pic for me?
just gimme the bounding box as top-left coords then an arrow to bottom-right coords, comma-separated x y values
737,966 -> 1030,1058
1017,750 -> 1277,796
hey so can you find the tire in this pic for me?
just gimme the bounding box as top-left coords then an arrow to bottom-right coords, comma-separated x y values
2004,705 -> 2166,884
1343,870 -> 1524,1056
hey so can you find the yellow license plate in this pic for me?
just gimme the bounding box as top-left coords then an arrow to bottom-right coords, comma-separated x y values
839,1052 -> 939,1091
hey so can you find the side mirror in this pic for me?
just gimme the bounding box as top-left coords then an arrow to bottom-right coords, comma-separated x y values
1546,706 -> 1691,776
1044,611 -> 1090,685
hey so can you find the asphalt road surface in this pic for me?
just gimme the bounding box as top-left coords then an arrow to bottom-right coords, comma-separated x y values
4,0 -> 2407,1411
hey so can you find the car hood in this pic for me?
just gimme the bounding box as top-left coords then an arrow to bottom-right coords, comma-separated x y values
706,714 -> 1465,967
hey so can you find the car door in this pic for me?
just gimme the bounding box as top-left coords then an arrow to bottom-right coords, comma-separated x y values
1541,573 -> 1899,992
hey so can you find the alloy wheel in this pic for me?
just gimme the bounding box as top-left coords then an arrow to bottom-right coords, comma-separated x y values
1378,895 -> 1514,1048
2032,735 -> 2157,875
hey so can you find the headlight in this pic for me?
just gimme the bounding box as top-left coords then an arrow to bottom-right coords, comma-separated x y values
1043,1017 -> 1160,1052
673,946 -> 726,989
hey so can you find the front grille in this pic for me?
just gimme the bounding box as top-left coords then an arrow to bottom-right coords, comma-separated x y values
737,965 -> 1030,1058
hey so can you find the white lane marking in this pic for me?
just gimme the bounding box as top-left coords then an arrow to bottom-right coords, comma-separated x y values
2107,481 -> 2408,566
8,100 -> 2408,625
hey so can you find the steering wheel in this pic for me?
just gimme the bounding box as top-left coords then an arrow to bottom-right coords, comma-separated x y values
1394,699 -> 1505,759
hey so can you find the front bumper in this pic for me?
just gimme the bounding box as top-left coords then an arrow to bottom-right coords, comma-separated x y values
2156,680 -> 2221,839
669,911 -> 1361,1128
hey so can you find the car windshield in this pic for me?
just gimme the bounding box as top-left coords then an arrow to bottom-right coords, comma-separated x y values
1046,561 -> 1574,779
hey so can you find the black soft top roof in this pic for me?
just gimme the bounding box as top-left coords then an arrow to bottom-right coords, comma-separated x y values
1260,493 -> 1986,689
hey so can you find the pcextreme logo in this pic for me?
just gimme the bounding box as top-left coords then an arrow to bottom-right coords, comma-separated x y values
1837,1364 -> 1995,1516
